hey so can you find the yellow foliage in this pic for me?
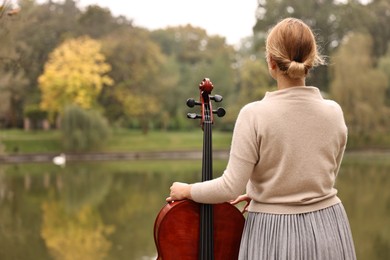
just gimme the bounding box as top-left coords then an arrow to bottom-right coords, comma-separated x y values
39,36 -> 113,120
115,87 -> 159,117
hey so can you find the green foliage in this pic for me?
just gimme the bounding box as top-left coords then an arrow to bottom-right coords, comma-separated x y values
0,0 -> 28,127
0,0 -> 389,149
253,0 -> 390,90
100,28 -> 171,133
61,105 -> 110,152
150,25 -> 237,130
12,0 -> 82,126
77,5 -> 129,39
23,104 -> 47,121
330,33 -> 390,146
378,44 -> 390,106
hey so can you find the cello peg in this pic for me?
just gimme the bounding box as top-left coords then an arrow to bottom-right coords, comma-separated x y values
187,98 -> 201,108
210,95 -> 223,102
187,113 -> 202,119
213,107 -> 226,117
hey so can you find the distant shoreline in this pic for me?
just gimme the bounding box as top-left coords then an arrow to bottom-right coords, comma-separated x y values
1,149 -> 389,164
0,150 -> 230,164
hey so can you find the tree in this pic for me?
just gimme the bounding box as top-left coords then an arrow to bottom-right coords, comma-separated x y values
0,0 -> 28,127
16,0 -> 81,95
253,0 -> 347,89
330,33 -> 390,145
101,28 -> 175,133
61,105 -> 110,151
378,45 -> 390,106
239,58 -> 274,104
38,36 -> 113,122
151,25 -> 237,130
77,5 -> 131,39
365,0 -> 390,58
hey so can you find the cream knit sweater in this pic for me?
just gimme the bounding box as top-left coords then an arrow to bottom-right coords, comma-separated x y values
191,86 -> 348,214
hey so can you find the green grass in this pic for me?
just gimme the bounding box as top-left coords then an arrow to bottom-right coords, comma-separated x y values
4,128 -> 388,155
0,129 -> 233,154
106,128 -> 232,152
1,129 -> 62,153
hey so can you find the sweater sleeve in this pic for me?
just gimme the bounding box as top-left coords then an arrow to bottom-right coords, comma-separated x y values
334,104 -> 348,177
191,104 -> 259,203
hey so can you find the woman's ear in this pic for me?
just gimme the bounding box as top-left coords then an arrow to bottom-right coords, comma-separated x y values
267,55 -> 278,80
268,56 -> 277,70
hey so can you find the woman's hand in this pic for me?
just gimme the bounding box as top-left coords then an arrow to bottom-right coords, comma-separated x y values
230,194 -> 251,213
166,182 -> 192,202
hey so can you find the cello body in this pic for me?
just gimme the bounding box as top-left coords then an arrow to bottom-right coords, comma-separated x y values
154,200 -> 245,260
153,78 -> 246,259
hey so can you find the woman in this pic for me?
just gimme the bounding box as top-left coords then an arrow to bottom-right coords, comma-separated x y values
166,17 -> 356,259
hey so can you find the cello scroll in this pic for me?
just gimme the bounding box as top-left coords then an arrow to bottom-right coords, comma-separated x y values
186,78 -> 226,128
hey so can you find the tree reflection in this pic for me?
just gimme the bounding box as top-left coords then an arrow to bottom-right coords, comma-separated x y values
41,201 -> 114,260
337,154 -> 390,260
40,164 -> 115,260
0,157 -> 388,260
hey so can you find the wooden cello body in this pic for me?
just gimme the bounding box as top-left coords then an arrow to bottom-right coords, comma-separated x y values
154,201 -> 245,259
154,78 -> 246,259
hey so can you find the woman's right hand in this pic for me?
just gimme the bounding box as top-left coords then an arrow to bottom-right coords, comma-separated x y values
230,194 -> 251,213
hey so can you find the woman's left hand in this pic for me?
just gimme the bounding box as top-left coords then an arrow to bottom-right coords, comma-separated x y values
166,182 -> 192,202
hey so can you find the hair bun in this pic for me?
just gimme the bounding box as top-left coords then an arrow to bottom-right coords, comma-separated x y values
286,61 -> 306,79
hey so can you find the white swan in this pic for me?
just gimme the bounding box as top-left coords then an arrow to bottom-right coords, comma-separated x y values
53,153 -> 66,167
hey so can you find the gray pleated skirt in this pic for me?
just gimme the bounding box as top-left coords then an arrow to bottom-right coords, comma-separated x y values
238,203 -> 356,260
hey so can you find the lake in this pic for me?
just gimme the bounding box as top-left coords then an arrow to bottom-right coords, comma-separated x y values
0,152 -> 389,259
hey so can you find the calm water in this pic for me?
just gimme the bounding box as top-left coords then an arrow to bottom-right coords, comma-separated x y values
0,152 -> 389,260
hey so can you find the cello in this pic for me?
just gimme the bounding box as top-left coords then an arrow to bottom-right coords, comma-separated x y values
154,78 -> 246,259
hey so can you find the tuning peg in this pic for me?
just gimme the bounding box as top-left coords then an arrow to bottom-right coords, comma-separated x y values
186,98 -> 201,108
210,95 -> 223,102
187,113 -> 202,119
213,107 -> 226,117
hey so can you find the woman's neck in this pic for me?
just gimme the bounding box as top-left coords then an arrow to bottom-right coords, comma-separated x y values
276,73 -> 306,90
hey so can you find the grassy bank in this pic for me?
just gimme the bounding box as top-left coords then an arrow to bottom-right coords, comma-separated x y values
1,129 -> 389,155
0,129 -> 233,154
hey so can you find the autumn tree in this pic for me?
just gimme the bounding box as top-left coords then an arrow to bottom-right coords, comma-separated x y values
16,0 -> 81,102
330,33 -> 390,146
38,36 -> 113,122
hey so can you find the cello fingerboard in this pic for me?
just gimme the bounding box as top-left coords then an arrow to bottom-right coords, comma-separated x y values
200,203 -> 214,260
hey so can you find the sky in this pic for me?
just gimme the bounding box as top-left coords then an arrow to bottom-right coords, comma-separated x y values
72,0 -> 259,46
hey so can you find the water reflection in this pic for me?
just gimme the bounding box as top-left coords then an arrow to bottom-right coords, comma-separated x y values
0,154 -> 389,259
336,153 -> 390,260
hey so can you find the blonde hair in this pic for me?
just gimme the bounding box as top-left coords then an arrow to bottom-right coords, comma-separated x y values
266,18 -> 325,79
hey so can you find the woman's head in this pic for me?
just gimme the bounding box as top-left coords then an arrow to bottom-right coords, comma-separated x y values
266,18 -> 324,79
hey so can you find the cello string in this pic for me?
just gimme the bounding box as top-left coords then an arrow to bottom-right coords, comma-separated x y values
205,105 -> 212,259
200,101 -> 215,259
207,107 -> 214,259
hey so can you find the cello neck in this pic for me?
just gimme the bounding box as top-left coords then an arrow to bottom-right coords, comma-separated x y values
202,93 -> 213,182
186,78 -> 226,260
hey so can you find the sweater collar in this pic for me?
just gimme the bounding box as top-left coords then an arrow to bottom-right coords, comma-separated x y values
264,86 -> 323,100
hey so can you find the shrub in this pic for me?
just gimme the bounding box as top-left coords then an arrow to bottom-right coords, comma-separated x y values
61,105 -> 110,151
